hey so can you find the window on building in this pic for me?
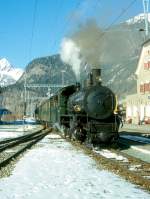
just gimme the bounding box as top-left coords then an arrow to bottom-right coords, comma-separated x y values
140,84 -> 144,93
144,61 -> 150,69
140,82 -> 150,93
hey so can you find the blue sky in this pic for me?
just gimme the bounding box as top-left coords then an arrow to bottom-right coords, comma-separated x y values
0,0 -> 144,68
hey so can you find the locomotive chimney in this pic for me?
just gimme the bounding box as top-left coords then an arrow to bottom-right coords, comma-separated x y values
75,82 -> 80,91
92,68 -> 101,85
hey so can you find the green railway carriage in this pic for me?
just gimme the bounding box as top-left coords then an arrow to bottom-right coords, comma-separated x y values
58,85 -> 76,126
35,85 -> 76,126
36,95 -> 58,124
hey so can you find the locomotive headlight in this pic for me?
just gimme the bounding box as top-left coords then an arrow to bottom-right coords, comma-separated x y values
74,105 -> 81,112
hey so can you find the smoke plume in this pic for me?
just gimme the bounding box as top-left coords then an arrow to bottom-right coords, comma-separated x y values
60,19 -> 137,80
72,20 -> 104,68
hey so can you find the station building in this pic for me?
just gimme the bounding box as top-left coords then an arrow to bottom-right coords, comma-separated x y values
126,39 -> 150,124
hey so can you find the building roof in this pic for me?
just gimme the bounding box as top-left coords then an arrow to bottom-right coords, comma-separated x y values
142,38 -> 150,46
0,108 -> 11,115
135,39 -> 150,76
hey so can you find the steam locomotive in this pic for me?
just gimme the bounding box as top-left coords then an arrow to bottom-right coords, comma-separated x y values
35,68 -> 121,144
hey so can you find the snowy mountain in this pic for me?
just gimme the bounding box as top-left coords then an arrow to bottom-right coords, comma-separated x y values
0,58 -> 23,87
126,13 -> 150,24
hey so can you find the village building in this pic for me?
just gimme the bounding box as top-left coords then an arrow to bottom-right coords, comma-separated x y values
126,39 -> 150,124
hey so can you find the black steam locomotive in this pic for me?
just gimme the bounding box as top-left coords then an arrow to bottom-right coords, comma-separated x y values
35,69 -> 121,144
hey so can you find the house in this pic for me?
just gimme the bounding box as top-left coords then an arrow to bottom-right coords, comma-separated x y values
126,39 -> 150,124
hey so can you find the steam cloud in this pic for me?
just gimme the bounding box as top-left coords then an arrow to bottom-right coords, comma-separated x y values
60,21 -> 104,80
60,38 -> 81,80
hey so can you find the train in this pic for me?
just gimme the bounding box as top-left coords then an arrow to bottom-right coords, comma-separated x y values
35,68 -> 121,144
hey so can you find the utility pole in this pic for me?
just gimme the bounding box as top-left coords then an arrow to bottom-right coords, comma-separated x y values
61,70 -> 65,85
24,70 -> 27,117
143,0 -> 149,37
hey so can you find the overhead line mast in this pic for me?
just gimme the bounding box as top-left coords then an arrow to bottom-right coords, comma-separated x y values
143,0 -> 149,37
24,0 -> 38,117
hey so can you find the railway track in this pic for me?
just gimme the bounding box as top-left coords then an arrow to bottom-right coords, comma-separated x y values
0,128 -> 51,170
59,132 -> 150,191
93,135 -> 150,191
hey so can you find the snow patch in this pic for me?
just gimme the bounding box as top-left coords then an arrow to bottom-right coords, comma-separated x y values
0,58 -> 23,86
93,149 -> 128,162
0,131 -> 23,139
0,125 -> 41,140
129,164 -> 142,171
126,13 -> 150,24
131,146 -> 150,155
46,134 -> 62,139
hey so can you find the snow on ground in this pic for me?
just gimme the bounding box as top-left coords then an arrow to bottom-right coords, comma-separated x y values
0,125 -> 42,140
0,125 -> 41,131
0,131 -> 23,139
15,125 -> 40,132
93,149 -> 128,162
129,164 -> 142,171
130,145 -> 150,155
0,133 -> 149,199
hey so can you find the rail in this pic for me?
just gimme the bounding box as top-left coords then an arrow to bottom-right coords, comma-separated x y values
0,128 -> 52,169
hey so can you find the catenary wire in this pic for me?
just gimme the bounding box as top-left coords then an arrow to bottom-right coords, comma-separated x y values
29,0 -> 38,60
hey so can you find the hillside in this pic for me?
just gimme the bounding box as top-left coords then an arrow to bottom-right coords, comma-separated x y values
99,16 -> 146,97
0,55 -> 76,117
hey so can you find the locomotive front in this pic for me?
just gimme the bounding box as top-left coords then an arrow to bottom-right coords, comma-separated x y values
67,68 -> 119,143
67,69 -> 116,120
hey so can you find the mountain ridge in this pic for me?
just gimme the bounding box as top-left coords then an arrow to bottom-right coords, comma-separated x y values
0,58 -> 23,86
